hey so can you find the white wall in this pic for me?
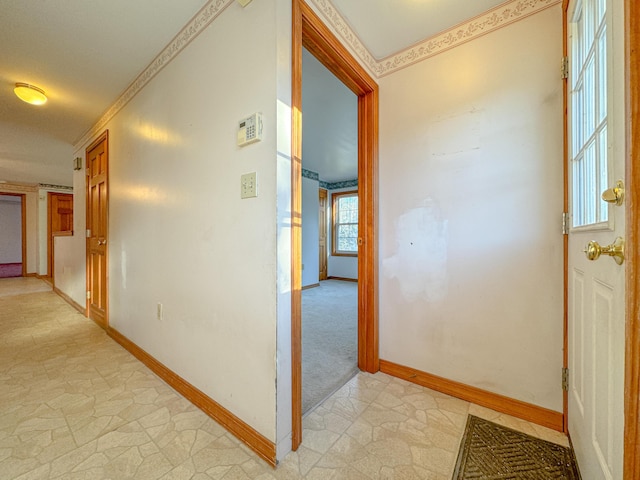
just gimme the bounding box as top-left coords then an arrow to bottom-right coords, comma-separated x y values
55,169 -> 87,304
274,0 -> 293,458
302,176 -> 319,286
51,0 -> 565,460
0,196 -> 22,263
327,187 -> 358,280
379,6 -> 564,411
59,0 -> 283,444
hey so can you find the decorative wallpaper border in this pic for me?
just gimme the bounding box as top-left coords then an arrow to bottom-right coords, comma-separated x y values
301,168 -> 319,181
39,184 -> 74,192
306,0 -> 380,76
302,168 -> 357,190
74,0 -> 562,150
309,0 -> 562,78
302,168 -> 358,190
74,0 -> 234,148
323,179 -> 357,190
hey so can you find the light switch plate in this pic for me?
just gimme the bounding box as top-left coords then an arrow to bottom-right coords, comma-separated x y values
241,172 -> 257,199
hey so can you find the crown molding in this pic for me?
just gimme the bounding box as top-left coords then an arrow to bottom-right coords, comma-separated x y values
302,168 -> 357,189
74,0 -> 561,149
0,183 -> 39,193
309,0 -> 562,78
74,0 -> 234,149
305,0 -> 380,75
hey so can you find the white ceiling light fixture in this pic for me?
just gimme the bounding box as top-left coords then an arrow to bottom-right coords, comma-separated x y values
236,0 -> 252,7
14,83 -> 47,105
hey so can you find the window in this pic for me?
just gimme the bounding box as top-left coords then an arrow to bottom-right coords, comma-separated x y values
332,191 -> 358,256
569,0 -> 608,228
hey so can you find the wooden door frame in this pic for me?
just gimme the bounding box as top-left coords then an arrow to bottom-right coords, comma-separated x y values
47,192 -> 53,280
19,194 -> 26,277
85,130 -> 109,324
291,0 -> 379,450
47,191 -> 73,284
561,0 -> 569,436
0,192 -> 27,277
318,188 -> 327,281
624,0 -> 640,476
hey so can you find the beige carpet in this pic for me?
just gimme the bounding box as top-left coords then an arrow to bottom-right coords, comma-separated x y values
302,279 -> 358,414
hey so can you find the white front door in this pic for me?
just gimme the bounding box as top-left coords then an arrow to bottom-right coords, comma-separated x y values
567,0 -> 626,478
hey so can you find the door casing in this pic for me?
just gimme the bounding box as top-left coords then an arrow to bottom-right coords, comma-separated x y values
85,131 -> 109,328
291,0 -> 379,450
47,192 -> 73,282
623,0 -> 640,476
561,0 -> 640,476
319,188 -> 327,281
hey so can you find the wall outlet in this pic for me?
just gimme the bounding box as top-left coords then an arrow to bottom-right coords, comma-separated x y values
241,172 -> 257,199
157,303 -> 163,321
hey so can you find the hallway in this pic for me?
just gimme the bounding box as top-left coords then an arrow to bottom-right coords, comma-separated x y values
1,278 -> 570,479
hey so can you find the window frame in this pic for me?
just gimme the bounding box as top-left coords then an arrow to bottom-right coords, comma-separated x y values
568,0 -> 611,231
331,190 -> 358,257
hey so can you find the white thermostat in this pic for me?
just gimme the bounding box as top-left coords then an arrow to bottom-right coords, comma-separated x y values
237,112 -> 263,147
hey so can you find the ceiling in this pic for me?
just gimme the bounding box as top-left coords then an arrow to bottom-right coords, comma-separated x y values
302,48 -> 358,184
0,0 -> 508,187
0,0 -> 210,186
330,0 -> 509,59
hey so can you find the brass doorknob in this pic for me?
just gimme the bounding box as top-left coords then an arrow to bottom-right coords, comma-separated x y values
584,237 -> 625,265
601,180 -> 625,206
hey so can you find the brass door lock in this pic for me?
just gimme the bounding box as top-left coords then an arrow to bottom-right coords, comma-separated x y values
601,180 -> 625,206
584,237 -> 625,265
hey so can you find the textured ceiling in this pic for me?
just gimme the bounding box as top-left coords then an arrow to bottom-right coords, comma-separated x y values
0,0 -> 210,186
0,0 -> 514,186
330,0 -> 509,59
302,48 -> 358,183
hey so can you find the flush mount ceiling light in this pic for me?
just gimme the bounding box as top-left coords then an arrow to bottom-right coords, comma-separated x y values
14,83 -> 47,105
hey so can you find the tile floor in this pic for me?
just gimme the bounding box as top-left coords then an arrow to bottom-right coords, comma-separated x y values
0,278 -> 569,479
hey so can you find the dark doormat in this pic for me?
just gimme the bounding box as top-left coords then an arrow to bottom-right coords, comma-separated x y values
452,415 -> 580,479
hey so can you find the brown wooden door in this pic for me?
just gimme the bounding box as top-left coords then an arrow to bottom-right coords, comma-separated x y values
86,133 -> 108,328
318,188 -> 327,280
47,192 -> 73,278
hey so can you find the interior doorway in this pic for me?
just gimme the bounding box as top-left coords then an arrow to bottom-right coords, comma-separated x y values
47,192 -> 73,282
0,193 -> 26,278
299,44 -> 360,414
291,0 -> 379,450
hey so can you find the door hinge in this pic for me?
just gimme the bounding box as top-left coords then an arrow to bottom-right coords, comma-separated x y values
561,56 -> 569,79
86,290 -> 91,300
86,229 -> 91,238
562,367 -> 569,391
562,212 -> 569,235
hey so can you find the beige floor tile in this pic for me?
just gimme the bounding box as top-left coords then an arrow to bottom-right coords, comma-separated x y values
0,279 -> 575,479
